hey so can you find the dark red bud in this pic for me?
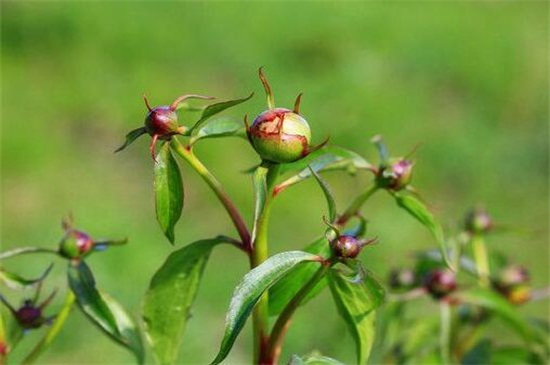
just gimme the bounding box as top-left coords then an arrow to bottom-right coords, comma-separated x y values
144,106 -> 180,138
330,235 -> 375,259
464,207 -> 492,234
15,301 -> 45,329
423,269 -> 457,299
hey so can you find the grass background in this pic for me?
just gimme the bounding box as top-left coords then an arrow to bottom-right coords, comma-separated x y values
1,1 -> 548,364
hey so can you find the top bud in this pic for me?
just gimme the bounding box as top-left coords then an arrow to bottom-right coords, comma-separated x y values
464,207 -> 492,234
144,105 -> 181,138
246,68 -> 325,164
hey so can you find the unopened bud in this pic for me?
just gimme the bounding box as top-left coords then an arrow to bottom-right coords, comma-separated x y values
464,207 -> 492,234
389,268 -> 417,291
423,269 -> 457,299
376,159 -> 414,191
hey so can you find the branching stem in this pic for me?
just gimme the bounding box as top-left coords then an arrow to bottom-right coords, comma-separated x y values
170,138 -> 251,250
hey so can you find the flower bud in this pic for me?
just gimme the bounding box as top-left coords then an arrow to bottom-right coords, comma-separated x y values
59,229 -> 94,260
389,268 -> 417,291
464,207 -> 492,234
376,158 -> 414,191
329,235 -> 376,259
15,300 -> 46,329
423,269 -> 457,299
144,105 -> 181,138
247,108 -> 312,163
493,265 -> 531,305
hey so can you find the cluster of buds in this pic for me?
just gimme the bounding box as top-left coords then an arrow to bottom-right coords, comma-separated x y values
58,217 -> 127,261
388,268 -> 418,292
245,68 -> 326,164
371,136 -> 415,192
423,269 -> 457,300
493,265 -> 531,305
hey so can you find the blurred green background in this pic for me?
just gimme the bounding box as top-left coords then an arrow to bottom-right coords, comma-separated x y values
1,1 -> 548,364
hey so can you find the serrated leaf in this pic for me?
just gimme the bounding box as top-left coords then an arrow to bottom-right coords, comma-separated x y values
269,237 -> 331,316
190,118 -> 246,145
393,192 -> 453,270
155,143 -> 184,244
327,268 -> 385,364
190,93 -> 253,133
277,146 -> 373,193
115,127 -> 147,153
289,354 -> 345,365
309,166 -> 337,222
458,288 -> 535,342
143,238 -> 226,365
68,261 -> 144,363
0,264 -> 53,290
211,251 -> 321,365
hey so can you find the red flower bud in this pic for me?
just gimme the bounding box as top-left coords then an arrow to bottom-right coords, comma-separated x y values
423,269 -> 457,299
16,300 -> 45,329
330,235 -> 376,259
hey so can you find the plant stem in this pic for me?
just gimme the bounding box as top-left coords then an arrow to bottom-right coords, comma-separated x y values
170,138 -> 251,249
337,185 -> 378,225
471,234 -> 490,287
0,309 -> 5,365
267,264 -> 329,364
440,300 -> 452,364
250,163 -> 280,364
22,292 -> 75,365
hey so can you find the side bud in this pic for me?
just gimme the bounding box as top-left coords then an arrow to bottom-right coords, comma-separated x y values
464,207 -> 492,234
389,268 -> 418,291
493,265 -> 531,305
423,269 -> 457,300
59,229 -> 94,260
376,158 -> 414,191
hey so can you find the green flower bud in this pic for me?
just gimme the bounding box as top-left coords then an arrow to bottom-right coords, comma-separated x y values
59,229 -> 94,260
247,108 -> 311,163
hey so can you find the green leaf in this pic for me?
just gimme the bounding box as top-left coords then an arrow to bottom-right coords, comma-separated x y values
491,347 -> 541,365
309,166 -> 337,222
155,142 -> 184,244
143,238 -> 226,365
189,118 -> 246,145
211,251 -> 321,365
68,261 -> 144,363
458,288 -> 535,342
289,354 -> 345,365
115,127 -> 147,153
0,264 -> 53,290
327,267 -> 385,364
190,93 -> 253,133
461,339 -> 491,365
251,165 -> 268,241
277,146 -> 373,192
392,192 -> 453,270
269,237 -> 331,316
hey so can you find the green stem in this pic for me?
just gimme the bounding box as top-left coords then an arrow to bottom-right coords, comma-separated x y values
440,300 -> 452,364
250,163 -> 280,364
337,185 -> 378,225
267,264 -> 329,364
0,309 -> 5,365
471,234 -> 490,287
170,138 -> 251,249
22,292 -> 75,365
